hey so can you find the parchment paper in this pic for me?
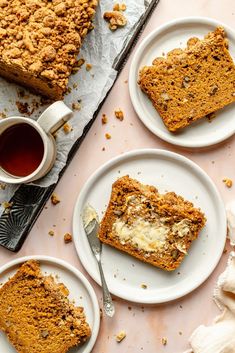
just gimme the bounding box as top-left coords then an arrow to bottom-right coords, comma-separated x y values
0,0 -> 146,213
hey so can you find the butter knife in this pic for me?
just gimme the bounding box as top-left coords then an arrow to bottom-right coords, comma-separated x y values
83,206 -> 115,317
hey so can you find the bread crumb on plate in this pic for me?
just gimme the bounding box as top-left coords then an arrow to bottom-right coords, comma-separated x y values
141,283 -> 147,289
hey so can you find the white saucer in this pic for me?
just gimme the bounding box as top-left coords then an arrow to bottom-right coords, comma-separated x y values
129,17 -> 235,148
73,149 -> 227,303
0,255 -> 100,353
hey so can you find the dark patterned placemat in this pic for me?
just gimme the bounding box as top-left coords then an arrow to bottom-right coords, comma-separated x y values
0,0 -> 159,252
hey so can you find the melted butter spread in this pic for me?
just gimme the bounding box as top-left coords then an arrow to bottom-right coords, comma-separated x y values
112,195 -> 191,252
172,220 -> 190,237
113,218 -> 169,252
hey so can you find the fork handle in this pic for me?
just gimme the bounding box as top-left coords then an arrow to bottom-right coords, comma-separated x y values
97,260 -> 115,317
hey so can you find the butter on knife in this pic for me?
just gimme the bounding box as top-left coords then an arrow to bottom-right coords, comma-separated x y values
82,205 -> 99,228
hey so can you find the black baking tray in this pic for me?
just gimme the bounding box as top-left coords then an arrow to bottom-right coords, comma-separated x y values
0,0 -> 160,252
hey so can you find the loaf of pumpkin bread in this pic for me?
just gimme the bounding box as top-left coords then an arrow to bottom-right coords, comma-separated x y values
0,0 -> 97,99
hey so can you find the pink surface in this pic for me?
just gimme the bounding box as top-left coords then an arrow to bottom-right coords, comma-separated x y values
1,1 -> 235,352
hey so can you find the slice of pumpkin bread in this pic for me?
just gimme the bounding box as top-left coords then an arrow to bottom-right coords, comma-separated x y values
138,27 -> 235,132
98,176 -> 206,271
0,260 -> 91,353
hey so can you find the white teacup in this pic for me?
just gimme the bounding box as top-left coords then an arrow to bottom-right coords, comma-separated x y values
0,101 -> 73,184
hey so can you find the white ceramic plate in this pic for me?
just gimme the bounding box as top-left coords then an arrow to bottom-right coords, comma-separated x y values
129,17 -> 235,148
0,256 -> 100,353
73,149 -> 227,304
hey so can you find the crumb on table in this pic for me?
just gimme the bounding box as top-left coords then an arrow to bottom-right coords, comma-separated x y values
64,233 -> 73,244
161,337 -> 167,346
103,11 -> 127,31
51,193 -> 60,205
223,178 -> 233,188
115,330 -> 126,342
48,230 -> 55,236
115,109 -> 124,121
105,133 -> 111,139
141,283 -> 147,289
102,114 -> 108,124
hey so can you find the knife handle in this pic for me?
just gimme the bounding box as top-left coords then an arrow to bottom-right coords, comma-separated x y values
97,260 -> 115,317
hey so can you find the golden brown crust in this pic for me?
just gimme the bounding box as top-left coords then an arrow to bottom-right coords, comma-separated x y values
138,27 -> 235,132
0,260 -> 91,353
98,176 -> 206,271
0,0 -> 98,99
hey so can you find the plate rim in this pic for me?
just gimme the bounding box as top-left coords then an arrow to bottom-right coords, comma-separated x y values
0,255 -> 100,353
129,16 -> 235,148
73,148 -> 227,304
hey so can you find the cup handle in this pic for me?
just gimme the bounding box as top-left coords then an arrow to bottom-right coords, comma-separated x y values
37,101 -> 73,134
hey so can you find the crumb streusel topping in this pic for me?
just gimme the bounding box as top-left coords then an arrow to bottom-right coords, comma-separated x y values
0,0 -> 97,92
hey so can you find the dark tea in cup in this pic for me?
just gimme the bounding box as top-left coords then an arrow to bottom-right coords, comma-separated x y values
0,123 -> 44,177
0,101 -> 73,184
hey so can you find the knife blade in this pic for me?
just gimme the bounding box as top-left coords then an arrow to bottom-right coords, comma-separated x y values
83,205 -> 115,317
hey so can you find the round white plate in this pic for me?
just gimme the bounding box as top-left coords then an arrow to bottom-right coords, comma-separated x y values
73,149 -> 227,304
0,256 -> 100,353
129,17 -> 235,148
